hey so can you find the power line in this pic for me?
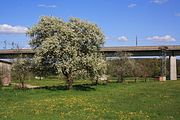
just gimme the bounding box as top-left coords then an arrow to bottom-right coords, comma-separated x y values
0,40 -> 20,49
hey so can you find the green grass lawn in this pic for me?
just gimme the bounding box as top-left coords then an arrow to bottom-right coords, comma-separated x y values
0,80 -> 180,120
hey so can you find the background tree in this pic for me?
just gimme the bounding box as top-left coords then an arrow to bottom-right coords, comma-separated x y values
31,60 -> 57,80
136,58 -> 161,78
177,60 -> 180,78
137,63 -> 149,82
111,52 -> 135,83
131,62 -> 145,82
27,16 -> 106,89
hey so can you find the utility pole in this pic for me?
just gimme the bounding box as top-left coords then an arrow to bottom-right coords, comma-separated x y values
3,40 -> 7,49
136,35 -> 138,46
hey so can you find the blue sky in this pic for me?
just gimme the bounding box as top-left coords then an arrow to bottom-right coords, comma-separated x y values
0,0 -> 180,49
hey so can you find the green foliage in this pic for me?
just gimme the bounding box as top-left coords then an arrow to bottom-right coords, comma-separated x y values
12,58 -> 31,88
30,60 -> 57,79
27,16 -> 106,89
109,52 -> 135,83
136,58 -> 161,77
108,58 -> 163,79
0,80 -> 180,120
176,60 -> 180,76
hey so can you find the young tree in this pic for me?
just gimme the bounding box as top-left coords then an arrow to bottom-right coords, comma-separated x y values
12,58 -> 31,89
27,16 -> 106,89
131,62 -> 143,82
112,52 -> 135,83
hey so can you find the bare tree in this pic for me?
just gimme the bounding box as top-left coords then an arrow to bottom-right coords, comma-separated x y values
112,52 -> 135,83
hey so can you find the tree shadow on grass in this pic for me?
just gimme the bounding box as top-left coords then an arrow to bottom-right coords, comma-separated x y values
34,85 -> 67,91
34,84 -> 96,91
73,84 -> 96,91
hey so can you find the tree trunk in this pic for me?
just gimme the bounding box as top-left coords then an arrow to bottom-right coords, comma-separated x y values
62,68 -> 73,90
145,77 -> 147,82
66,75 -> 73,90
135,77 -> 138,83
117,75 -> 124,83
117,76 -> 121,83
95,76 -> 99,85
121,76 -> 124,83
20,75 -> 25,89
95,79 -> 98,85
21,81 -> 25,89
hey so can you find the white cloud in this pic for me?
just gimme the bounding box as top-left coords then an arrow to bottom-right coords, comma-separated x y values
150,0 -> 168,4
0,24 -> 28,34
146,35 -> 176,42
128,3 -> 137,8
38,4 -> 57,8
117,36 -> 128,41
175,13 -> 180,16
106,36 -> 128,42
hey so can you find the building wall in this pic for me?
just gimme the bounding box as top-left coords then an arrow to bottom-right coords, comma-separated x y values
0,62 -> 12,86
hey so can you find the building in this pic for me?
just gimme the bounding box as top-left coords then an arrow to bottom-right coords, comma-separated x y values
0,60 -> 12,86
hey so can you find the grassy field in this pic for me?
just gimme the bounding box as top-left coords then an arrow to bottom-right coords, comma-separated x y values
0,80 -> 180,120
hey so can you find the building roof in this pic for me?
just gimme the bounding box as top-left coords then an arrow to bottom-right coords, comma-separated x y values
0,60 -> 12,64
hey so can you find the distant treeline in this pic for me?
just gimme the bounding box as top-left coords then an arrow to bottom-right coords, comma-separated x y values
107,58 -> 180,78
